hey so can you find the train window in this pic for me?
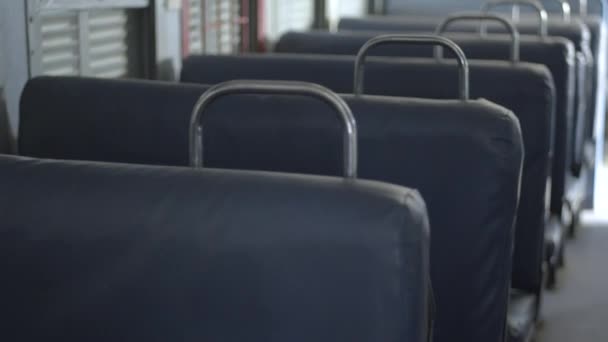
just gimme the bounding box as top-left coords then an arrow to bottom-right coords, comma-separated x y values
327,0 -> 367,29
264,0 -> 315,42
26,1 -> 147,78
183,0 -> 244,56
204,0 -> 242,54
184,0 -> 204,55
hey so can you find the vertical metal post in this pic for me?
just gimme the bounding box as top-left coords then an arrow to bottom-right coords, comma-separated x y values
578,0 -> 588,16
368,0 -> 386,15
78,10 -> 91,75
367,0 -> 376,15
246,0 -> 258,52
25,0 -> 42,77
312,0 -> 329,29
512,4 -> 521,22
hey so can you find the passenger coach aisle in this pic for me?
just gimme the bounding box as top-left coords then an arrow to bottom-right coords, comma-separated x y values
537,222 -> 608,342
4,80 -> 435,342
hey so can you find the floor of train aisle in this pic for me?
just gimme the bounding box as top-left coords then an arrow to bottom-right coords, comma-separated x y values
537,147 -> 608,342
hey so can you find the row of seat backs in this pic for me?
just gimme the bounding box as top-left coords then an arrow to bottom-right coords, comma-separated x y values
179,53 -> 552,294
337,14 -> 598,172
339,16 -> 592,54
382,1 -> 603,22
274,30 -> 573,216
381,2 -> 608,148
0,154 -> 431,342
19,76 -> 524,342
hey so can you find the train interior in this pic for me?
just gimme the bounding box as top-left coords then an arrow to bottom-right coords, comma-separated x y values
1,0 -> 607,341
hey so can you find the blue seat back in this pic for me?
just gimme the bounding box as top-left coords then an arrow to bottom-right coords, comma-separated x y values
180,53 -> 552,294
19,76 -> 524,342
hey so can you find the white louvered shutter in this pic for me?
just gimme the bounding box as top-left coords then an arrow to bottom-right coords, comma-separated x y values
30,7 -> 142,78
88,9 -> 132,78
264,0 -> 314,42
202,0 -> 241,54
39,12 -> 80,76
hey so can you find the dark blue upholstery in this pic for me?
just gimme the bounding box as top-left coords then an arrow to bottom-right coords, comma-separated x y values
338,15 -> 593,176
580,16 -> 604,141
0,91 -> 10,154
180,53 -> 552,295
338,16 -> 591,53
19,76 -> 524,342
0,154 -> 430,342
275,31 -> 572,218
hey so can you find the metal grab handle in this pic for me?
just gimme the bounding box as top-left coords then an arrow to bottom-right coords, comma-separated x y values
435,13 -> 521,62
482,0 -> 549,37
545,0 -> 572,21
578,0 -> 588,15
353,35 -> 470,101
560,0 -> 573,20
578,0 -> 608,19
587,0 -> 608,20
189,80 -> 358,179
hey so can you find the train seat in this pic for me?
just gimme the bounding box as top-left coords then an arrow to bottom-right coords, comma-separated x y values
19,75 -> 523,342
0,154 -> 431,342
273,30 -> 573,287
181,50 -> 553,293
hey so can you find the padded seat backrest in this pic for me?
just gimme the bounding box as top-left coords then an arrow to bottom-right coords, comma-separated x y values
337,15 -> 592,173
338,16 -> 591,53
581,16 -> 607,140
275,31 -> 573,216
179,53 -> 552,293
19,76 -> 524,342
0,104 -> 9,154
0,154 -> 430,342
21,78 -> 205,166
0,86 -> 10,153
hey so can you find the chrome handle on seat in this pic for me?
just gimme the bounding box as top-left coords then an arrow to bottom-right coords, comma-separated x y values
546,0 -> 573,21
578,0 -> 589,16
353,34 -> 470,101
591,0 -> 608,20
189,80 -> 358,179
585,0 -> 608,22
483,0 -> 549,37
436,13 -> 521,62
572,0 -> 608,19
561,0 -> 574,20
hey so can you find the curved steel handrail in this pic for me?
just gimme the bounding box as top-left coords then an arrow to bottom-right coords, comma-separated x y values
436,13 -> 521,62
353,34 -> 470,101
483,0 -> 549,36
189,80 -> 358,179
